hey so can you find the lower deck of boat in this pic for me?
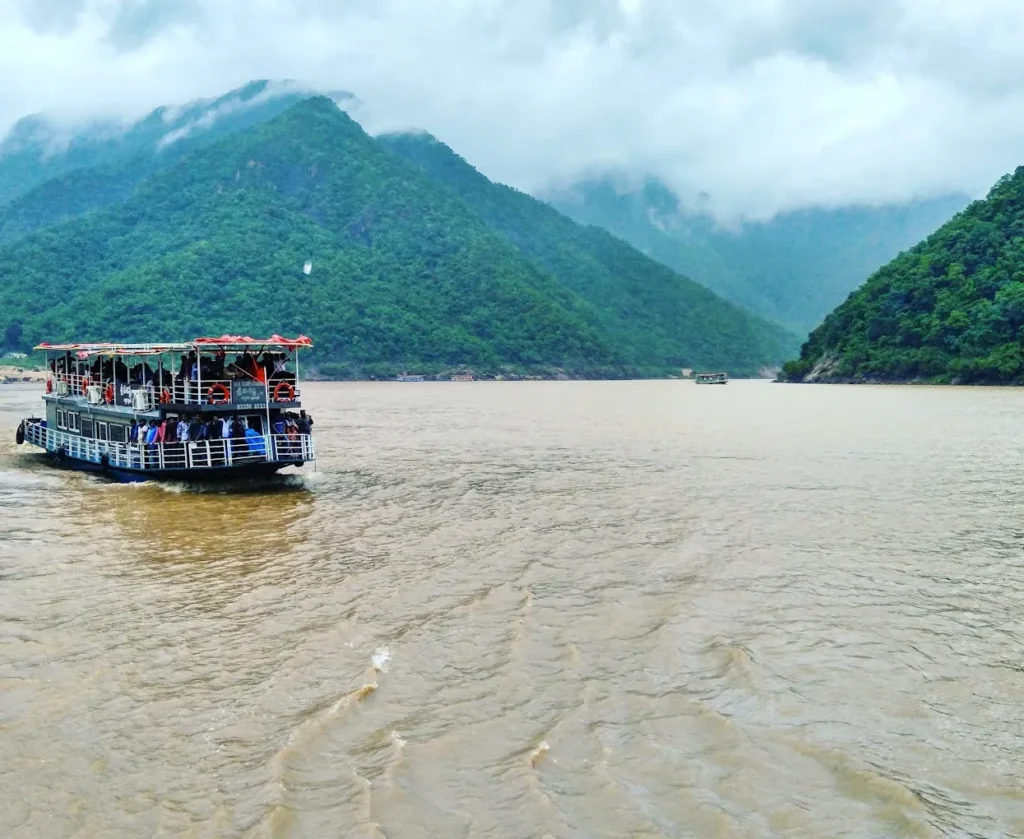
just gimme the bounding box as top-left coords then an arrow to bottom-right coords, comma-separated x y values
38,449 -> 298,483
19,418 -> 313,484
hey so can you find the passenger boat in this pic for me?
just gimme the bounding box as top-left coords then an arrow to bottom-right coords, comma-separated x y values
450,372 -> 474,382
695,372 -> 729,384
396,373 -> 425,382
14,335 -> 316,483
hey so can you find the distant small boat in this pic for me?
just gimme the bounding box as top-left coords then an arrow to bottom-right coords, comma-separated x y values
450,373 -> 474,382
396,373 -> 425,382
695,372 -> 728,384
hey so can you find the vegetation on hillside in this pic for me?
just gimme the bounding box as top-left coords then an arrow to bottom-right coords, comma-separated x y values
0,96 -> 794,378
0,81 -> 347,243
544,176 -> 969,334
782,168 -> 1024,384
380,133 -> 797,371
0,80 -> 333,209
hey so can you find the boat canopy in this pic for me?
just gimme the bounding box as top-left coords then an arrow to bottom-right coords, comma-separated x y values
35,335 -> 313,355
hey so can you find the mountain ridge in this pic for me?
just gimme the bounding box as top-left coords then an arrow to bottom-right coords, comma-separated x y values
0,96 -> 795,378
781,167 -> 1024,385
543,175 -> 971,334
0,80 -> 354,210
379,131 -> 798,373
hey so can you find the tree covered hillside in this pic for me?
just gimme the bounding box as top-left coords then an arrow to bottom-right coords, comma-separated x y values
0,96 -> 793,377
782,168 -> 1024,384
544,176 -> 969,334
380,133 -> 798,373
0,80 -> 345,209
0,81 -> 352,243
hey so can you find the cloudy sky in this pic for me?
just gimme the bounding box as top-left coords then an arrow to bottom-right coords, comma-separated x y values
2,0 -> 1024,219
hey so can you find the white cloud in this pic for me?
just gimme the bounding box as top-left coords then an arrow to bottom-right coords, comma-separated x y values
2,0 -> 1024,219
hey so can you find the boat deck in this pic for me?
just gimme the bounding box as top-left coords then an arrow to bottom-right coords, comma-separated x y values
22,421 -> 313,480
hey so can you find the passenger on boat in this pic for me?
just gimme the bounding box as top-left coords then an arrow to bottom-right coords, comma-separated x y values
244,424 -> 266,456
230,415 -> 248,457
259,352 -> 275,381
129,363 -> 153,384
177,352 -> 195,381
226,355 -> 258,380
144,420 -> 159,467
190,416 -> 207,442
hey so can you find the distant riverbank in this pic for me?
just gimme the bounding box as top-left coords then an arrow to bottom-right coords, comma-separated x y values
0,362 -> 46,383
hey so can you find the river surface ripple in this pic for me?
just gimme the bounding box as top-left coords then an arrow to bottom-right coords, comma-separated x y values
2,380 -> 1024,838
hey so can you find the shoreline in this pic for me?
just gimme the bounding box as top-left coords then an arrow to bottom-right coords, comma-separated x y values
0,368 -> 47,383
0,374 -> 778,386
777,376 -> 1021,386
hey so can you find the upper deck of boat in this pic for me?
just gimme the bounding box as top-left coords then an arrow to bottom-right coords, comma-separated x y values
38,335 -> 311,415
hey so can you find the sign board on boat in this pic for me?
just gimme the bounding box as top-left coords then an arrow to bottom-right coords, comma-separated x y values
231,380 -> 268,410
115,382 -> 134,407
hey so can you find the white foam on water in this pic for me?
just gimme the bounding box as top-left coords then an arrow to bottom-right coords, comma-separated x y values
372,646 -> 391,672
529,740 -> 550,768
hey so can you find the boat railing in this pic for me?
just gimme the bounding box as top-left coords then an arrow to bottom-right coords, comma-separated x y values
47,375 -> 302,409
22,423 -> 314,470
162,378 -> 301,407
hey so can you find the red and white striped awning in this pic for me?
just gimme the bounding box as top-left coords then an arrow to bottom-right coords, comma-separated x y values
35,335 -> 313,354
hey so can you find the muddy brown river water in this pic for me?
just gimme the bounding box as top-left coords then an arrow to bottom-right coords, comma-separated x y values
2,379 -> 1024,838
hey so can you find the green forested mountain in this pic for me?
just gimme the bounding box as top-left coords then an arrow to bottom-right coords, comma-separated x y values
543,176 -> 970,334
782,168 -> 1024,384
0,81 -> 351,242
379,133 -> 797,373
0,96 -> 795,377
0,81 -> 346,210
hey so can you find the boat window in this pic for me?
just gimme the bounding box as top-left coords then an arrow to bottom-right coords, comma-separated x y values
81,418 -> 94,438
109,425 -> 127,443
96,423 -> 109,442
67,413 -> 81,433
56,409 -> 67,430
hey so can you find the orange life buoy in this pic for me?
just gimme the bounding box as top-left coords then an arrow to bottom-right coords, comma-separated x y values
160,388 -> 171,404
273,381 -> 295,402
46,379 -> 53,394
104,384 -> 114,404
80,377 -> 90,394
208,383 -> 230,404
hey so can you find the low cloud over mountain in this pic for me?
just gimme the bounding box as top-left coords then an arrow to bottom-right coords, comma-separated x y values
3,0 -> 1023,220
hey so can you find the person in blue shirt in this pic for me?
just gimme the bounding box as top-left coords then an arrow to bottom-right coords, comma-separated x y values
144,420 -> 159,468
244,424 -> 266,457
